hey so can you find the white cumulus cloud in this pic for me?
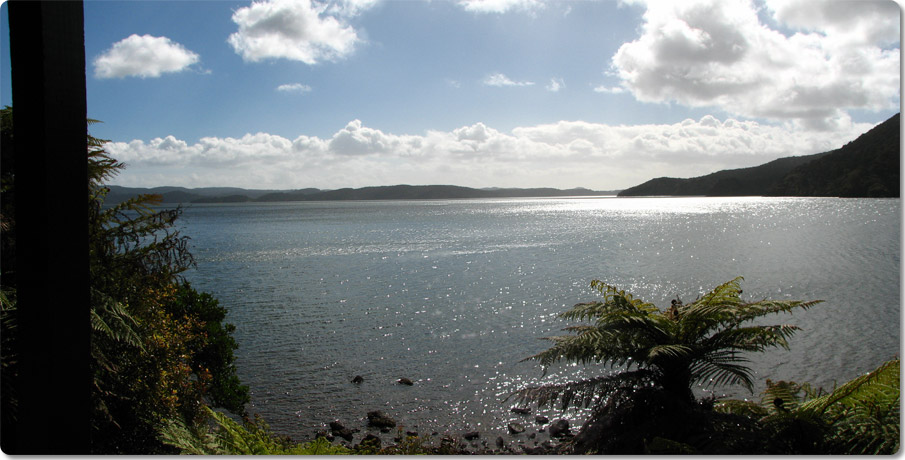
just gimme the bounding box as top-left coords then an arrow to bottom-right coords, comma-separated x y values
546,77 -> 565,92
483,72 -> 535,87
457,0 -> 544,14
93,34 -> 200,79
594,85 -> 625,94
610,0 -> 900,129
228,0 -> 371,64
277,83 -> 313,93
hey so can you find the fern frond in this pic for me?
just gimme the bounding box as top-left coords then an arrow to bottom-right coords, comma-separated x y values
507,369 -> 655,410
798,358 -> 899,417
90,288 -> 144,350
713,398 -> 770,418
690,350 -> 755,390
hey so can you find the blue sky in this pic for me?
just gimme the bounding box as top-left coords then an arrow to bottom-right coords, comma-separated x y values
1,0 -> 900,190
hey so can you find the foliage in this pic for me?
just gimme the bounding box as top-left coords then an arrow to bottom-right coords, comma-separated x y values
716,358 -> 900,454
511,277 -> 821,409
67,112 -> 250,453
159,406 -> 351,455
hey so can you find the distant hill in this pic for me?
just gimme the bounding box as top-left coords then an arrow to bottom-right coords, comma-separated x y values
768,113 -> 900,197
105,184 -> 619,204
619,113 -> 900,198
105,186 -> 282,204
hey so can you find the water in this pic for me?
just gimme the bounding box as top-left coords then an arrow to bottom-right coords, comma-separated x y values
179,196 -> 900,441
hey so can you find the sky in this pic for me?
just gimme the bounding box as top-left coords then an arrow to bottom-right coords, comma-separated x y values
0,0 -> 901,190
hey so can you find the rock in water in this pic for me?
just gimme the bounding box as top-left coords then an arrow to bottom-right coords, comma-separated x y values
508,422 -> 526,434
549,419 -> 570,438
367,410 -> 397,429
534,415 -> 549,424
397,378 -> 414,386
329,420 -> 345,432
351,375 -> 364,384
463,431 -> 480,440
511,407 -> 531,415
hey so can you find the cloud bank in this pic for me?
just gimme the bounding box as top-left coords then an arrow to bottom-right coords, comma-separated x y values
104,116 -> 876,190
93,34 -> 200,79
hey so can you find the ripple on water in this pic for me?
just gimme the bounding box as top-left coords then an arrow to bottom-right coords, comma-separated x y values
181,197 -> 900,437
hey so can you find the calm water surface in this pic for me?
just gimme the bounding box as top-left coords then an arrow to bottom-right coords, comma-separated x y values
179,197 -> 900,440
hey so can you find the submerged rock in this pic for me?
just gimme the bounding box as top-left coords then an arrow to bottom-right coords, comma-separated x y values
463,431 -> 480,440
329,420 -> 345,432
329,420 -> 354,441
535,415 -> 549,424
351,375 -> 364,384
367,410 -> 397,429
549,419 -> 571,438
511,407 -> 532,415
508,422 -> 526,434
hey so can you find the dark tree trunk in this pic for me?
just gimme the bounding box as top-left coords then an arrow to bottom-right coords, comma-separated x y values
5,1 -> 89,454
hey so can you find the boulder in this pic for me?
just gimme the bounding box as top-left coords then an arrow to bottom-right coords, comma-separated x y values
335,428 -> 354,442
397,378 -> 414,386
548,419 -> 570,438
351,375 -> 364,384
507,422 -> 526,434
329,420 -> 355,441
329,420 -> 345,432
366,410 -> 397,429
534,415 -> 549,424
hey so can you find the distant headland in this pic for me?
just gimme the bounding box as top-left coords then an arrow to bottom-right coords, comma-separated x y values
618,113 -> 900,198
104,184 -> 622,205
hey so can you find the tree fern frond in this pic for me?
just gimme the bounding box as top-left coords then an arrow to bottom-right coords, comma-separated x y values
731,299 -> 823,325
647,344 -> 693,360
508,369 -> 655,410
713,398 -> 770,418
691,358 -> 755,390
798,358 -> 899,417
703,324 -> 801,354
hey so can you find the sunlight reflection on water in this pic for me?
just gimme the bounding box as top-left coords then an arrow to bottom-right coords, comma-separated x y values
181,197 -> 899,440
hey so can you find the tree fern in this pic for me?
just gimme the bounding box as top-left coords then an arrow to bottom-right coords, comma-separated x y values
515,277 -> 820,409
715,358 -> 899,454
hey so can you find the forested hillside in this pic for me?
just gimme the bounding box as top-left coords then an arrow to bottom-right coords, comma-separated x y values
768,114 -> 900,197
106,184 -> 616,204
619,113 -> 900,197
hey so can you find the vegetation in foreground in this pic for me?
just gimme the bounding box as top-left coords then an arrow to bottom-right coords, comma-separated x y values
2,107 -> 249,454
510,278 -> 898,454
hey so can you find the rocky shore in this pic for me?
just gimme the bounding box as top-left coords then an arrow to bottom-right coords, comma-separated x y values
311,406 -> 577,455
